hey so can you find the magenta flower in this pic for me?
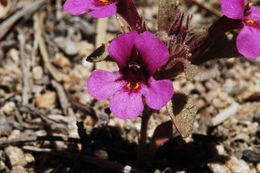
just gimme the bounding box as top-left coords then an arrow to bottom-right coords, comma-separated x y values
64,0 -> 119,18
220,0 -> 260,58
87,31 -> 174,119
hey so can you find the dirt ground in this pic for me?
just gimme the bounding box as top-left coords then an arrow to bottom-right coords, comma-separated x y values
0,0 -> 260,173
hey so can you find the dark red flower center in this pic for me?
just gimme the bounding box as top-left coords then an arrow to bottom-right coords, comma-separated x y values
122,60 -> 149,83
121,47 -> 150,84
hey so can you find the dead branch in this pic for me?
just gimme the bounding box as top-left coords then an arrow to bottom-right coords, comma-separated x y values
0,0 -> 45,40
18,30 -> 30,105
34,12 -> 64,82
0,135 -> 80,148
185,0 -> 222,17
23,148 -> 148,173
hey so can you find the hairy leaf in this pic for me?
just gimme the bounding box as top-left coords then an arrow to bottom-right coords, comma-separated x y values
167,92 -> 198,137
183,60 -> 200,80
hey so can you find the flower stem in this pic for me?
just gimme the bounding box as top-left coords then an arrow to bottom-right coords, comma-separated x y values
136,108 -> 153,167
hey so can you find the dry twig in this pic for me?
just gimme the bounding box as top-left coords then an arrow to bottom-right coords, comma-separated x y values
51,80 -> 70,115
18,30 -> 30,105
51,80 -> 79,138
95,18 -> 108,48
19,105 -> 67,133
0,0 -> 45,40
185,0 -> 222,17
34,12 -> 64,81
23,148 -> 148,173
211,102 -> 240,126
69,96 -> 97,120
0,135 -> 80,148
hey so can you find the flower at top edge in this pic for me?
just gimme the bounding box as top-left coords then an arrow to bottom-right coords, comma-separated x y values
87,31 -> 174,119
64,0 -> 119,18
220,0 -> 260,58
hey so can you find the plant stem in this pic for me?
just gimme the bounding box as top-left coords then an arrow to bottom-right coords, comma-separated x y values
136,109 -> 153,167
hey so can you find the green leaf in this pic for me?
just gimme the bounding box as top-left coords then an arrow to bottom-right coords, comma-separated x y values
166,92 -> 198,137
85,43 -> 109,62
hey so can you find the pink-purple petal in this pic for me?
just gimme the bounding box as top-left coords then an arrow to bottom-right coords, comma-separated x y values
220,0 -> 246,19
64,0 -> 90,15
108,31 -> 138,69
110,91 -> 144,119
143,77 -> 174,110
87,70 -> 125,100
135,31 -> 170,75
243,6 -> 260,28
88,3 -> 117,18
236,26 -> 260,58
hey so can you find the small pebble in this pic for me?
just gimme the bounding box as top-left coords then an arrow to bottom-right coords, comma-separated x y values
208,156 -> 250,173
222,79 -> 234,94
0,114 -> 11,135
52,54 -> 71,68
35,91 -> 57,108
1,102 -> 16,115
7,49 -> 19,64
8,130 -> 21,140
242,150 -> 260,163
253,112 -> 260,123
10,166 -> 27,173
94,149 -> 108,160
32,66 -> 43,80
257,163 -> 260,173
5,146 -> 27,167
24,153 -> 35,164
0,160 -> 9,172
77,41 -> 94,57
55,37 -> 78,56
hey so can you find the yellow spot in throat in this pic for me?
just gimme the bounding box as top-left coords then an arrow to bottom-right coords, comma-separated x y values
99,0 -> 110,4
126,82 -> 141,90
245,19 -> 256,25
